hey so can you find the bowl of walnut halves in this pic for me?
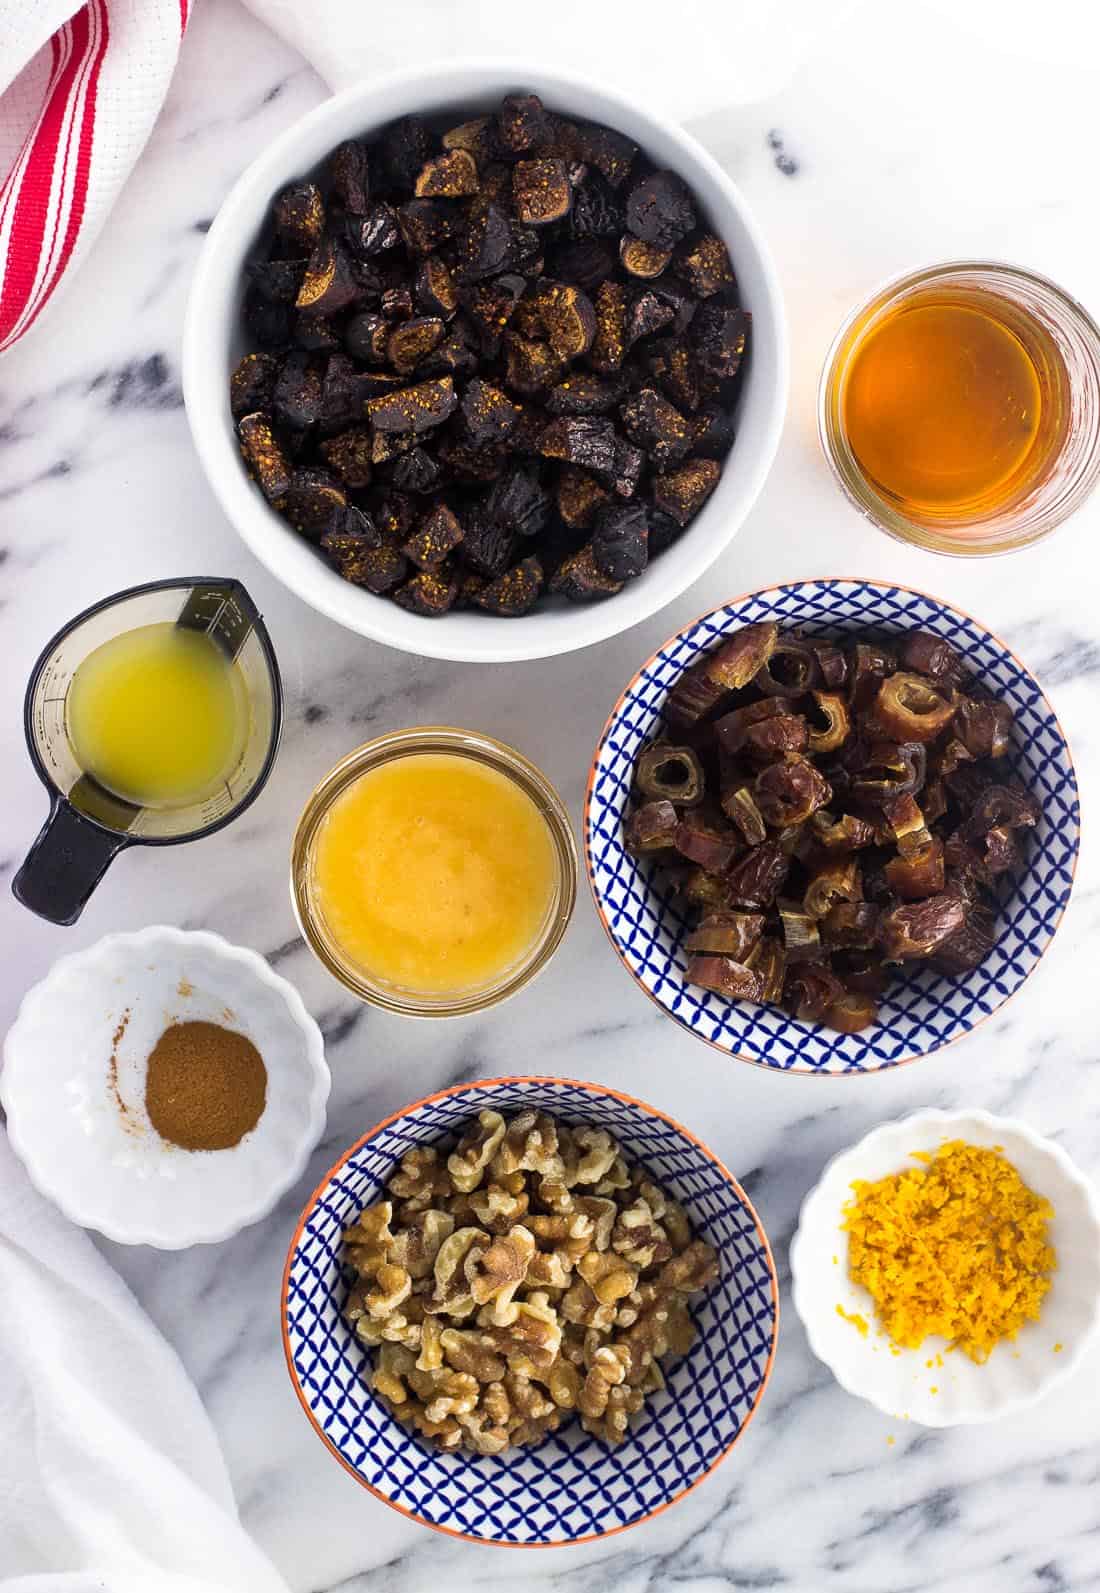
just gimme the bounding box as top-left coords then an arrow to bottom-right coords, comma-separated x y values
282,1076 -> 777,1544
182,63 -> 787,664
586,578 -> 1080,1075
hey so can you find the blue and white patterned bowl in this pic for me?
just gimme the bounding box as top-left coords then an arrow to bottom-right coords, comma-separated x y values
585,579 -> 1079,1076
282,1076 -> 778,1545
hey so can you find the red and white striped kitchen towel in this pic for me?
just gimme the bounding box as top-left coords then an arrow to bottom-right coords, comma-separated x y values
0,0 -> 188,355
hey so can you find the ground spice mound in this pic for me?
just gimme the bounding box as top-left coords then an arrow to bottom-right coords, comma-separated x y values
144,1019 -> 266,1152
842,1141 -> 1056,1363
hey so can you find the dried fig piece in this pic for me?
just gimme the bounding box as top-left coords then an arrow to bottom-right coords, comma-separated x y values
339,541 -> 408,594
620,236 -> 672,279
685,911 -> 764,960
591,502 -> 648,581
381,284 -> 414,321
676,234 -> 735,298
539,415 -> 617,474
546,373 -> 623,416
569,120 -> 637,188
282,468 -> 347,539
461,378 -> 520,447
513,159 -> 572,225
626,171 -> 696,249
247,258 -> 306,305
296,237 -> 367,315
624,289 -> 675,350
872,673 -> 956,743
483,465 -> 551,538
344,310 -> 390,363
552,240 -> 615,292
689,404 -> 736,459
691,302 -> 748,378
414,256 -> 458,321
754,757 -> 831,828
550,544 -> 623,602
536,283 -> 597,361
329,138 -> 370,212
685,956 -> 764,1002
243,293 -> 291,350
397,199 -> 461,256
273,182 -> 324,252
378,115 -> 432,191
955,697 -> 1014,759
415,149 -> 480,198
387,316 -> 446,376
652,458 -> 720,525
635,743 -> 705,805
878,895 -> 966,960
504,334 -> 565,397
443,117 -> 493,160
230,353 -> 277,419
454,201 -> 512,282
346,202 -> 400,257
620,388 -> 692,468
624,799 -> 679,855
497,93 -> 552,153
319,427 -> 373,489
726,841 -> 789,908
403,504 -> 463,569
237,413 -> 290,501
391,447 -> 443,494
556,465 -> 610,528
589,280 -> 628,372
473,557 -> 544,617
366,377 -> 457,434
393,568 -> 460,616
608,439 -> 644,498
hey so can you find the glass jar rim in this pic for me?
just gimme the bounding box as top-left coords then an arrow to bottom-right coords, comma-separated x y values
817,259 -> 1100,556
290,725 -> 578,1017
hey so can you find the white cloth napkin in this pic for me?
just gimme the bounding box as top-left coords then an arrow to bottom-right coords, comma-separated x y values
0,1130 -> 289,1593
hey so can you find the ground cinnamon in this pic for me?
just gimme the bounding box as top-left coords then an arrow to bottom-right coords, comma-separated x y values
144,1019 -> 266,1151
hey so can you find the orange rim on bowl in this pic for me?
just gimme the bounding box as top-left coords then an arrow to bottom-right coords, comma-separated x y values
281,1074 -> 779,1545
584,578 -> 1080,1076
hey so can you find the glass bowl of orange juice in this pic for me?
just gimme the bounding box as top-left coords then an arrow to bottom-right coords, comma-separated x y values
819,261 -> 1100,555
291,728 -> 577,1017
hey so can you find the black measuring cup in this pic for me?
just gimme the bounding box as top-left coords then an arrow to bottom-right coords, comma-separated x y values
14,577 -> 283,925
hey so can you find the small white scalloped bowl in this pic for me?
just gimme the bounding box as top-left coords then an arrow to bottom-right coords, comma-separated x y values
790,1109 -> 1100,1426
2,927 -> 330,1248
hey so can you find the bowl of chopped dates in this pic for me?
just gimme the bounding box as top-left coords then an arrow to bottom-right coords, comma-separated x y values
183,64 -> 787,661
282,1076 -> 778,1543
585,579 -> 1079,1074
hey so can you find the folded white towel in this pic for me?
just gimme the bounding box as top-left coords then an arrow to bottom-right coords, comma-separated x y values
0,1130 -> 288,1593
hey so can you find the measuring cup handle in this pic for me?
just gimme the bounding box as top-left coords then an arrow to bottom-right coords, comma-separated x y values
12,798 -> 128,925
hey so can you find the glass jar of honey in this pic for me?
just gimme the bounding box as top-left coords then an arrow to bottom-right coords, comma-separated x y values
291,727 -> 577,1017
819,262 -> 1100,554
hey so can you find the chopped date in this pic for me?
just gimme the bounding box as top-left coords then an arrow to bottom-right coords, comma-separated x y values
623,618 -> 1041,1033
233,91 -> 743,618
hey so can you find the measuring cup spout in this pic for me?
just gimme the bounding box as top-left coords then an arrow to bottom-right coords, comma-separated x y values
13,798 -> 128,925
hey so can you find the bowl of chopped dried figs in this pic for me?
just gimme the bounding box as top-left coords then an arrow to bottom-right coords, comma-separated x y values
183,63 -> 787,662
585,579 -> 1080,1075
282,1076 -> 778,1544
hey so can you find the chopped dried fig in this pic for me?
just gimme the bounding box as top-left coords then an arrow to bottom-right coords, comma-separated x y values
416,149 -> 480,198
620,236 -> 672,279
620,388 -> 692,468
675,234 -> 735,297
626,171 -> 696,249
366,376 -> 457,434
473,557 -> 544,617
403,503 -> 463,569
652,458 -> 720,525
273,182 -> 324,252
513,159 -> 572,226
591,502 -> 648,581
238,412 -> 290,501
550,544 -> 623,601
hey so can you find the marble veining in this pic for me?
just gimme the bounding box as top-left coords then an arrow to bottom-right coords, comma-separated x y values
2,0 -> 1100,1588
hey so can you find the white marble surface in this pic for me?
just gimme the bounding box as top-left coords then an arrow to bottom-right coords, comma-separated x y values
3,1 -> 1100,1588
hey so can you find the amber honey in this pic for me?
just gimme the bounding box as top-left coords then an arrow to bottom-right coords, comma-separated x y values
819,264 -> 1100,554
843,296 -> 1046,517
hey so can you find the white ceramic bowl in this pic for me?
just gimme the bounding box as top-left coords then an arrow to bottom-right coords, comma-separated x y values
2,927 -> 330,1247
182,60 -> 788,664
790,1109 -> 1100,1426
